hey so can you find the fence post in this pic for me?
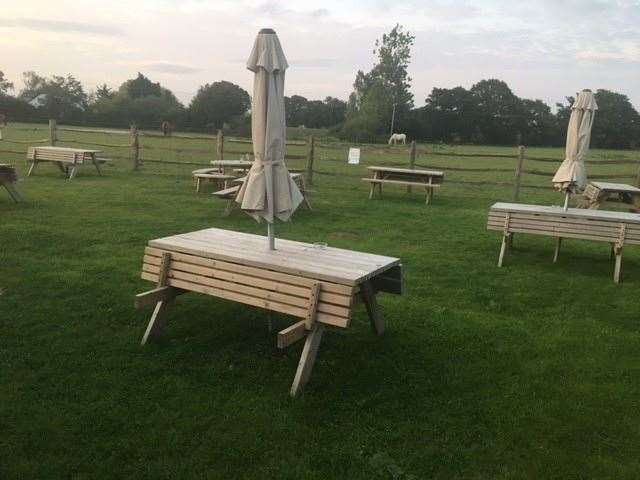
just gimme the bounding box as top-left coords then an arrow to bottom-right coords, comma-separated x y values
49,119 -> 57,146
130,125 -> 140,170
513,145 -> 525,201
635,158 -> 640,187
305,135 -> 315,186
216,129 -> 224,161
407,140 -> 416,193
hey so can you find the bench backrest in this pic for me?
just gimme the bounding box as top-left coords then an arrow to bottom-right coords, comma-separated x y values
141,246 -> 354,328
27,147 -> 88,164
488,206 -> 640,246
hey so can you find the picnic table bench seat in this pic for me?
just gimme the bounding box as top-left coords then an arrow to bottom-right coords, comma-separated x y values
0,164 -> 22,202
363,166 -> 444,204
191,168 -> 236,193
26,146 -> 103,179
135,228 -> 402,396
487,202 -> 640,283
212,172 -> 312,216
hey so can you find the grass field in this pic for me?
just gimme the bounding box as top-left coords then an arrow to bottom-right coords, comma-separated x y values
1,123 -> 639,479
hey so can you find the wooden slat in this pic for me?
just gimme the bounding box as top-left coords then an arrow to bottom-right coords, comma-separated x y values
491,202 -> 640,224
362,178 -> 442,188
140,272 -> 349,328
487,219 -> 640,241
488,212 -> 640,232
135,286 -> 184,309
277,321 -> 307,349
142,264 -> 352,319
144,247 -> 354,299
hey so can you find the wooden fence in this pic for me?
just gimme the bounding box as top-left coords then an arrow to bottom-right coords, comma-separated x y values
1,121 -> 639,199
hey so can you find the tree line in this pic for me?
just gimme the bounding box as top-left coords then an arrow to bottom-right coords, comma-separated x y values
338,24 -> 640,149
1,24 -> 638,149
0,70 -> 345,136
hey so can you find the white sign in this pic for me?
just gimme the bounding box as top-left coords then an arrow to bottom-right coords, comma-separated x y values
348,148 -> 360,165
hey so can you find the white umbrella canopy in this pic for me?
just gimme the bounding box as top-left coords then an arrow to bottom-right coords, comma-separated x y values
236,28 -> 303,249
552,89 -> 598,207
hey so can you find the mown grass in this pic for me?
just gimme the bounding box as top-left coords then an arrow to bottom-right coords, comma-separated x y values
1,123 -> 639,479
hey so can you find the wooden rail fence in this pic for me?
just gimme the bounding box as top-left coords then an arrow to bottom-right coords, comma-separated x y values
1,121 -> 639,196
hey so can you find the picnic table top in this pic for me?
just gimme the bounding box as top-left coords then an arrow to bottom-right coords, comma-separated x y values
31,146 -> 101,154
491,202 -> 640,224
148,227 -> 400,286
210,160 -> 253,167
367,166 -> 444,176
589,182 -> 640,194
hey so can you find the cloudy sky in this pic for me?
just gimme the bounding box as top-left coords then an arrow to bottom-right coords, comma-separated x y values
1,0 -> 639,109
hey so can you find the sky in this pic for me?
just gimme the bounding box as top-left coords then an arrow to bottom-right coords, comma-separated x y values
1,0 -> 639,110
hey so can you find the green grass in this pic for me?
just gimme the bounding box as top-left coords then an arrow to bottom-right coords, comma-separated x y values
1,123 -> 639,479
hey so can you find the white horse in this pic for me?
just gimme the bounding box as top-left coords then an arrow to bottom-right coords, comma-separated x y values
388,133 -> 407,145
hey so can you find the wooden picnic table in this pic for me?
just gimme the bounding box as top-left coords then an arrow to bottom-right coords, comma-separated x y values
487,202 -> 640,283
582,181 -> 640,212
135,227 -> 402,395
0,164 -> 22,202
363,166 -> 444,204
27,146 -> 103,179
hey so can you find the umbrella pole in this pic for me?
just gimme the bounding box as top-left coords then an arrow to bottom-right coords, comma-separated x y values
563,191 -> 570,210
267,222 -> 275,250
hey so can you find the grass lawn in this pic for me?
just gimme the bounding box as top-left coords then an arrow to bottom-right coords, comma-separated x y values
1,124 -> 639,479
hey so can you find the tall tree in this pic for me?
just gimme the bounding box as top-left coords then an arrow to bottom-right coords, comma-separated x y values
122,73 -> 162,99
188,81 -> 250,130
95,84 -> 115,101
0,71 -> 13,95
342,24 -> 414,140
470,79 -> 525,144
19,71 -> 88,120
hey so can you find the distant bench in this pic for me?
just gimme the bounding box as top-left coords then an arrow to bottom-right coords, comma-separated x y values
487,202 -> 640,283
362,166 -> 444,204
27,146 -> 105,179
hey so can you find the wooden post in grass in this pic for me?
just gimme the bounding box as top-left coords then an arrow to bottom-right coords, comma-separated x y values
513,145 -> 525,202
635,157 -> 640,187
48,119 -> 57,146
305,135 -> 315,186
216,129 -> 224,161
407,140 -> 416,193
130,124 -> 140,171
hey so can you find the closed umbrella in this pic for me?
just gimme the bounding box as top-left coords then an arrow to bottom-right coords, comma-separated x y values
552,89 -> 598,209
236,28 -> 303,250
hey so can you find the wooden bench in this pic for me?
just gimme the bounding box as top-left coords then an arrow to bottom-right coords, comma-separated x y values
487,202 -> 640,283
581,182 -> 640,212
363,166 -> 444,204
192,168 -> 235,193
213,173 -> 312,217
27,146 -> 103,179
135,227 -> 402,396
0,164 -> 22,202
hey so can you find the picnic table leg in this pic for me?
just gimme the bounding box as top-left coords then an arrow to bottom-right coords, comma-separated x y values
553,237 -> 562,263
613,247 -> 623,283
68,165 -> 78,180
196,177 -> 202,193
290,323 -> 325,396
92,155 -> 103,176
368,173 -> 377,200
27,159 -> 38,176
141,299 -> 173,345
2,181 -> 22,203
497,234 -> 509,267
360,280 -> 385,335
